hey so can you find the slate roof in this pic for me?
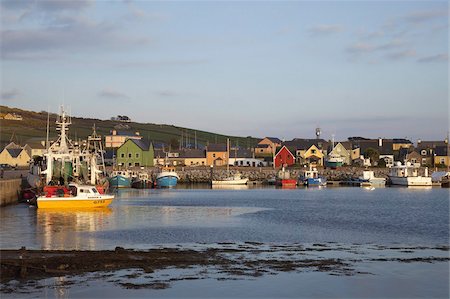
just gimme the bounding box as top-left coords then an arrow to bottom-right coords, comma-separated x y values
263,137 -> 282,144
255,144 -> 271,149
283,138 -> 328,151
435,145 -> 449,156
130,139 -> 151,151
179,149 -> 206,158
393,138 -> 412,144
7,148 -> 23,158
207,143 -> 227,152
229,149 -> 253,159
418,141 -> 447,149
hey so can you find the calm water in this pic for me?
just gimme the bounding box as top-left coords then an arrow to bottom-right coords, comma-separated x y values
0,186 -> 448,249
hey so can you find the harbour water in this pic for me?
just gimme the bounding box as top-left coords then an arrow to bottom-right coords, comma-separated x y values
1,186 -> 449,298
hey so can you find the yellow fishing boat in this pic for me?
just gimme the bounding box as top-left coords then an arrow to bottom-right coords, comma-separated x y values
37,184 -> 114,209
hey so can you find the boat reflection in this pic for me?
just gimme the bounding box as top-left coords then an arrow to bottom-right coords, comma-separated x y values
211,184 -> 250,190
36,208 -> 112,250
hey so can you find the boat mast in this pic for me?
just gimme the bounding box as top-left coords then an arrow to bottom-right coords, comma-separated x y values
227,138 -> 230,173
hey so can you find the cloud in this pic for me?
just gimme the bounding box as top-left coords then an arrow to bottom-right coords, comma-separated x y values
405,9 -> 448,24
116,59 -> 208,68
417,53 -> 448,63
98,89 -> 130,100
308,24 -> 343,36
386,50 -> 416,60
1,89 -> 20,100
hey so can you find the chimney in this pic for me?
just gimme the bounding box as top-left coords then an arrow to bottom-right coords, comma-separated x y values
378,138 -> 383,147
135,131 -> 140,136
112,130 -> 117,135
417,139 -> 421,145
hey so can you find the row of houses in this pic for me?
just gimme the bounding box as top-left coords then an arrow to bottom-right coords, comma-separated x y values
0,113 -> 23,121
1,130 -> 449,169
108,135 -> 449,168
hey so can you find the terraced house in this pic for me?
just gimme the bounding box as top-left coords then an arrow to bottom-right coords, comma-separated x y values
116,139 -> 154,167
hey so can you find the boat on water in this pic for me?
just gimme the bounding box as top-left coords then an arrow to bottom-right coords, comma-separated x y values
131,172 -> 153,189
212,172 -> 249,185
37,184 -> 114,209
388,162 -> 432,186
109,170 -> 132,188
275,167 -> 297,187
299,166 -> 327,186
325,153 -> 344,169
155,166 -> 179,188
358,170 -> 386,187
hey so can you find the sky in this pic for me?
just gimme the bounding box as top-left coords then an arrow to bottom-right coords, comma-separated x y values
1,0 -> 448,142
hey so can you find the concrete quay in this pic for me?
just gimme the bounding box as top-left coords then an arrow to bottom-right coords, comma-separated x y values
0,179 -> 22,207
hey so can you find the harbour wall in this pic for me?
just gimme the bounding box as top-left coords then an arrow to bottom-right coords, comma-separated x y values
0,179 -> 22,207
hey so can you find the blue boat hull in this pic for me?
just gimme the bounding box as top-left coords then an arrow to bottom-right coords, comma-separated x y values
156,176 -> 178,188
305,177 -> 327,186
109,175 -> 131,188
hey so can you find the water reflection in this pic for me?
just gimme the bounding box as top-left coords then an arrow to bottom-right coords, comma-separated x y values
211,185 -> 249,190
36,208 -> 112,250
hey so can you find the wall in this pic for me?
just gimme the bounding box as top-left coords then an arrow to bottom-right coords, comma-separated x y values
0,179 -> 21,206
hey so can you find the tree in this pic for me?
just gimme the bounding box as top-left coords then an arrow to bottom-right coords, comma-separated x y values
364,147 -> 379,165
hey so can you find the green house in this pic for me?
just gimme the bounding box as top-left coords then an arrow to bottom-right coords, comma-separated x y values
117,139 -> 154,167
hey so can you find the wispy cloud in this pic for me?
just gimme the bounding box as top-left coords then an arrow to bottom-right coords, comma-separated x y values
404,9 -> 448,24
308,24 -> 343,36
417,53 -> 448,63
386,50 -> 416,60
1,89 -> 20,101
98,89 -> 130,100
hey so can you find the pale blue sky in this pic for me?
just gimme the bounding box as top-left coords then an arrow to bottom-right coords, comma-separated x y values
1,0 -> 448,141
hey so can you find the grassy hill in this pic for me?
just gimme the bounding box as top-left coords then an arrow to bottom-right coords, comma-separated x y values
0,106 -> 259,149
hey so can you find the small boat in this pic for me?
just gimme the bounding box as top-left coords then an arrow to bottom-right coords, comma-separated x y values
37,184 -> 114,209
358,170 -> 386,187
387,162 -> 432,186
275,167 -> 297,187
131,172 -> 153,189
212,173 -> 249,185
155,166 -> 179,188
109,170 -> 132,188
299,166 -> 327,186
325,153 -> 344,169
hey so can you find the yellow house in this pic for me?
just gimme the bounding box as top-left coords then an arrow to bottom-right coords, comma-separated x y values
434,145 -> 449,167
297,145 -> 324,166
392,139 -> 413,151
0,147 -> 31,167
182,149 -> 207,166
206,144 -> 228,166
105,130 -> 142,148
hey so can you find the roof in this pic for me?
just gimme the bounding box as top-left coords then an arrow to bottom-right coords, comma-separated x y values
275,145 -> 295,157
6,148 -> 23,158
130,139 -> 151,151
262,137 -> 282,144
393,138 -> 412,144
207,143 -> 227,152
179,149 -> 206,158
230,149 -> 253,158
435,145 -> 449,156
283,138 -> 328,151
418,141 -> 447,148
255,144 -> 270,149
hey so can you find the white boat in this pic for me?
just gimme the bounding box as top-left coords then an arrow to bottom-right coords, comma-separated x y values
155,166 -> 180,188
388,162 -> 432,186
211,138 -> 249,186
37,183 -> 114,209
212,173 -> 249,185
299,166 -> 327,186
359,170 -> 386,186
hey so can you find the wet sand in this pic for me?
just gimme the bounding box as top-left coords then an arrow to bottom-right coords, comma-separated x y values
1,243 -> 449,294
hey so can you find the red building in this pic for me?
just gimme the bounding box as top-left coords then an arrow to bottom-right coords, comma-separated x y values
274,146 -> 295,168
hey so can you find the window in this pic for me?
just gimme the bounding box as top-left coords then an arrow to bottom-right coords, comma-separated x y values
135,163 -> 140,167
128,163 -> 132,167
128,153 -> 132,158
91,188 -> 98,193
421,150 -> 427,156
136,153 -> 139,158
311,149 -> 316,154
260,149 -> 264,153
121,153 -> 125,158
441,158 -> 445,164
213,153 -> 216,158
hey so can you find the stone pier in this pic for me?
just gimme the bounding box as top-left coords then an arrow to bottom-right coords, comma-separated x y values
0,179 -> 22,207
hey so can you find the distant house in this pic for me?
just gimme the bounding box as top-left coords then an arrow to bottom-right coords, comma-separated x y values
255,137 -> 282,156
206,143 -> 228,166
181,149 -> 207,166
105,130 -> 142,148
434,145 -> 450,167
229,149 -> 266,167
392,138 -> 413,151
274,146 -> 295,168
116,139 -> 154,167
0,146 -> 31,167
349,138 -> 393,167
282,138 -> 328,166
328,142 -> 351,165
3,113 -> 23,121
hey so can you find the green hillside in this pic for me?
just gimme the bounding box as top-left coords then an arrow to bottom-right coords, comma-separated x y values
0,106 -> 259,149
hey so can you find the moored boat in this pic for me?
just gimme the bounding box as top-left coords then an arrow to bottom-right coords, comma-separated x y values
358,170 -> 386,187
155,166 -> 179,188
325,153 -> 344,169
131,172 -> 153,189
37,184 -> 114,209
212,173 -> 248,185
275,167 -> 297,187
299,166 -> 327,186
387,162 -> 432,186
109,170 -> 132,188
